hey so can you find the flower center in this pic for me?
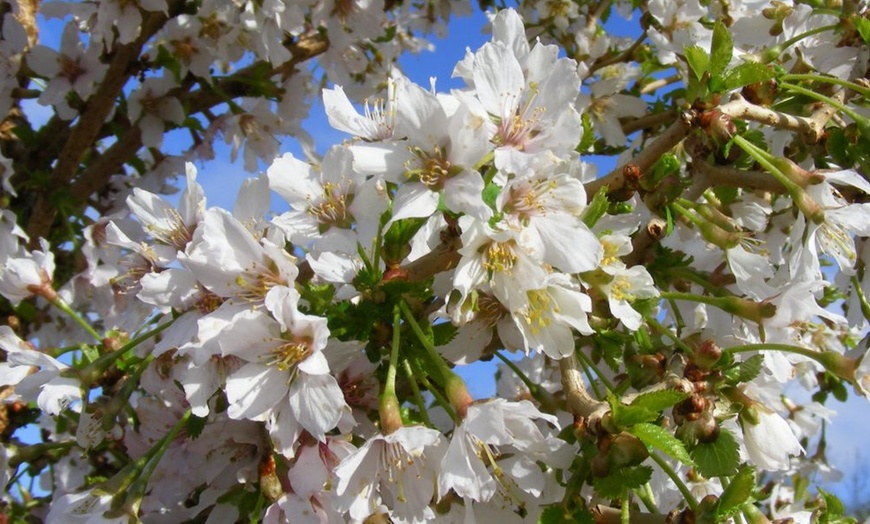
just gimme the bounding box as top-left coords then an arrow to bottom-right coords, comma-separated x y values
407,146 -> 455,189
482,241 -> 518,275
308,181 -> 353,230
268,337 -> 312,372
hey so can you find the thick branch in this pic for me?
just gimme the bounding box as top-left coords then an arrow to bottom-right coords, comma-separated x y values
559,353 -> 608,420
55,32 -> 329,230
718,94 -> 817,141
26,1 -> 185,244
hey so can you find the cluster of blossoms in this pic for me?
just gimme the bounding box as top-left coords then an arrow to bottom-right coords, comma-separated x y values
1,0 -> 870,522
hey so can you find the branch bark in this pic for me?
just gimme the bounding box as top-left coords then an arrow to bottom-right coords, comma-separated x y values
25,1 -> 186,245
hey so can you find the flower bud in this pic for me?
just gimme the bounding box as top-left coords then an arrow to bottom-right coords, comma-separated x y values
694,340 -> 722,370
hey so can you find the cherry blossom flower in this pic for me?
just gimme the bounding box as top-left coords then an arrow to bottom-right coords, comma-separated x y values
334,426 -> 445,522
26,23 -> 105,120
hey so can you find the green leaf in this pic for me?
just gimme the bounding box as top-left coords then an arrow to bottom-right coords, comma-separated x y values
578,112 -> 597,152
715,466 -> 755,518
581,186 -> 610,228
629,389 -> 690,412
482,181 -> 502,209
592,465 -> 653,499
691,428 -> 740,477
710,21 -> 733,77
611,403 -> 659,428
853,15 -> 870,46
186,413 -> 208,440
734,354 -> 765,383
721,63 -> 777,91
684,45 -> 710,80
630,423 -> 694,465
538,505 -> 595,524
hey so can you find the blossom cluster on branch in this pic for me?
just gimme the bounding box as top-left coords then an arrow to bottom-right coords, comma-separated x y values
0,0 -> 870,522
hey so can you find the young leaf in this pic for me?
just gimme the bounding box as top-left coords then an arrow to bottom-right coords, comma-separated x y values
736,354 -> 765,383
630,422 -> 693,465
629,389 -> 690,412
611,403 -> 659,428
716,466 -> 755,518
691,428 -> 740,477
684,45 -> 710,81
710,21 -> 733,77
721,63 -> 777,91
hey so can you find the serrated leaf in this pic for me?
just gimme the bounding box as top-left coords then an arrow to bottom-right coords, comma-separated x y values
581,186 -> 610,228
721,63 -> 777,91
432,322 -> 458,347
630,423 -> 694,465
629,389 -> 690,412
818,488 -> 846,517
710,21 -> 733,77
538,505 -> 595,524
737,354 -> 765,383
691,429 -> 740,477
684,45 -> 709,80
186,413 -> 208,440
592,465 -> 653,499
612,404 -> 659,428
716,466 -> 755,518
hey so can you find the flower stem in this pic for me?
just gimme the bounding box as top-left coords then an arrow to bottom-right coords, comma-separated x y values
723,343 -> 855,381
780,82 -> 870,136
649,452 -> 698,511
379,305 -> 403,433
403,359 -> 433,427
575,348 -> 615,393
781,73 -> 870,98
494,351 -> 558,412
50,296 -> 103,343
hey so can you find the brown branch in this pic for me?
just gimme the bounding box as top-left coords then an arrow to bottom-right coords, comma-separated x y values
585,111 -> 695,197
592,505 -> 669,524
25,1 -> 186,245
51,32 -> 330,232
718,94 -> 817,141
622,109 -> 678,135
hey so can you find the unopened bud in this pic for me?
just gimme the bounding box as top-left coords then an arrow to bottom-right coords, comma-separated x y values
695,340 -> 722,370
609,433 -> 650,467
259,455 -> 283,502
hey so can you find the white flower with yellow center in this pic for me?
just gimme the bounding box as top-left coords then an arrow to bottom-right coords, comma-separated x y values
602,265 -> 659,331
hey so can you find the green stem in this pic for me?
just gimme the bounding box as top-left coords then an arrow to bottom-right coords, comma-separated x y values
781,73 -> 870,98
621,489 -> 630,524
649,452 -> 698,511
51,296 -> 102,343
403,359 -> 433,427
411,362 -> 457,423
71,317 -> 174,387
771,24 -> 838,58
723,343 -> 855,381
399,301 -> 454,383
385,305 -> 401,398
648,318 -> 694,356
730,135 -> 800,194
638,482 -> 660,513
379,305 -> 403,433
780,81 -> 870,133
851,276 -> 870,323
494,351 -> 557,411
575,348 -> 615,393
